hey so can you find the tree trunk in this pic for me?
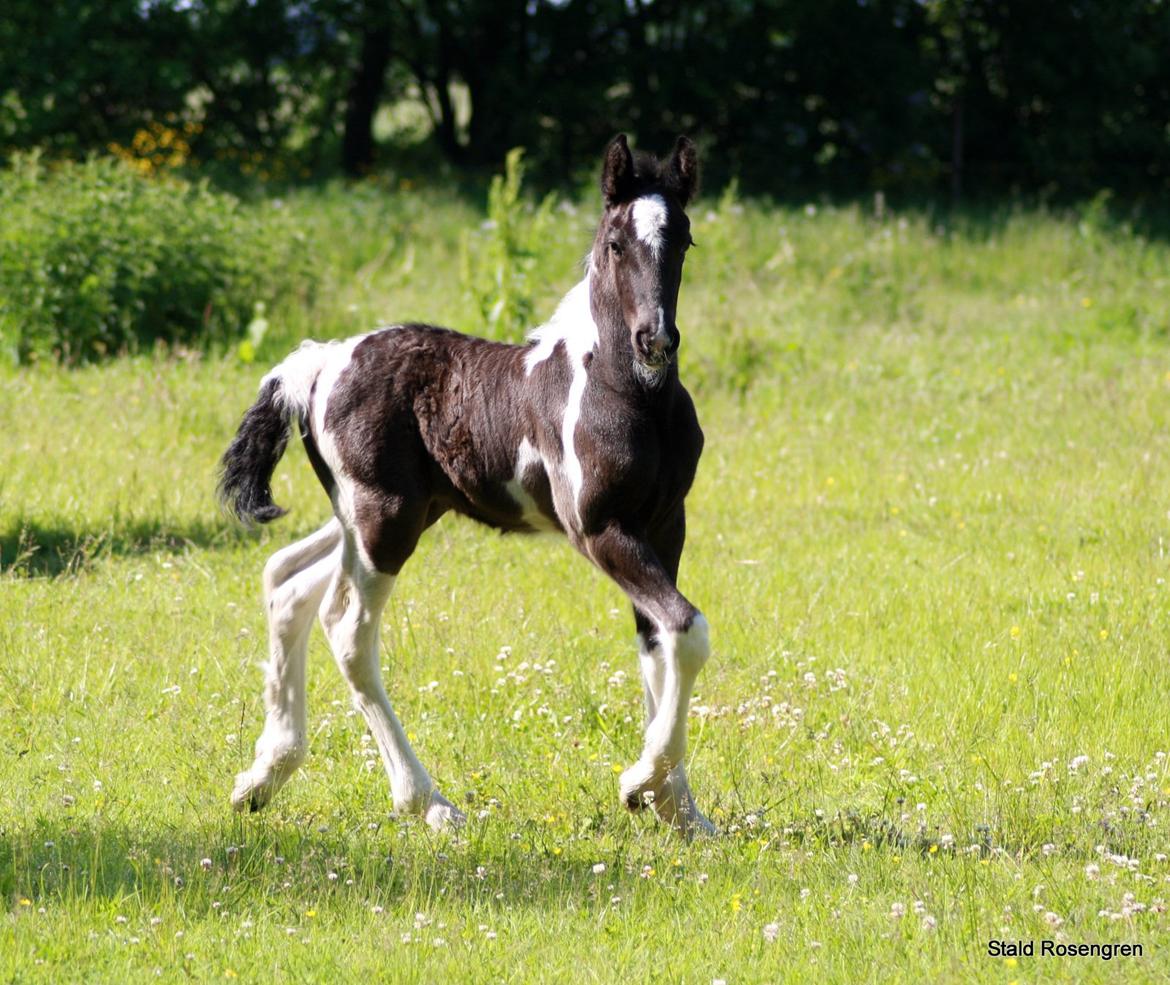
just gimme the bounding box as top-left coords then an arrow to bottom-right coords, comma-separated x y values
341,20 -> 393,176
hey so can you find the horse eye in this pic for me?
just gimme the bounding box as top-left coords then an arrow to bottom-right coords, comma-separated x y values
608,241 -> 623,257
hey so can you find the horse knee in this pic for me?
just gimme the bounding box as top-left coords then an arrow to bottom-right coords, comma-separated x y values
672,612 -> 710,676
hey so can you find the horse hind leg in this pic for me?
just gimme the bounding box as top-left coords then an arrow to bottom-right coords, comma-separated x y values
231,518 -> 341,812
319,510 -> 465,832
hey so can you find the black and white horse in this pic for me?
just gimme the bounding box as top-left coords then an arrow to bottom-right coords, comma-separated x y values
218,135 -> 713,837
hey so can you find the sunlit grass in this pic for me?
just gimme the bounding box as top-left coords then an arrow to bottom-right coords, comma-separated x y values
3,190 -> 1170,981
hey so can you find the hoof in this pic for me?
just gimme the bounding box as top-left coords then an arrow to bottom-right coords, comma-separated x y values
619,760 -> 662,813
231,739 -> 304,814
424,791 -> 467,832
231,770 -> 271,814
624,791 -> 647,812
621,762 -> 716,839
676,807 -> 717,841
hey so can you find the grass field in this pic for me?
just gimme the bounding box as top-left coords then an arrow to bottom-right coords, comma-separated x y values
4,183 -> 1170,982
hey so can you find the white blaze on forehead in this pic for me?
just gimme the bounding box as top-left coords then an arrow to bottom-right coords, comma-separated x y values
632,194 -> 669,256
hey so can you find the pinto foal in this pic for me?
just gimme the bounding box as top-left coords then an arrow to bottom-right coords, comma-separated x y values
219,135 -> 713,837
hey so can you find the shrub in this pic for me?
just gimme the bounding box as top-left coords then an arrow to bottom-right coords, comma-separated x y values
0,154 -> 312,365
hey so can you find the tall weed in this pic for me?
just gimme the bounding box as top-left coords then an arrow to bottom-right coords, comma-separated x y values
460,148 -> 557,340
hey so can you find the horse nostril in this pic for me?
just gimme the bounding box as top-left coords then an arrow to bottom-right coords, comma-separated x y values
636,327 -> 672,360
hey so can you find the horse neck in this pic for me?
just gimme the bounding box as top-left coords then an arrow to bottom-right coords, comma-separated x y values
524,271 -> 679,409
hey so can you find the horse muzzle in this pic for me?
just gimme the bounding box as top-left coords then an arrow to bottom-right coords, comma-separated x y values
634,324 -> 680,367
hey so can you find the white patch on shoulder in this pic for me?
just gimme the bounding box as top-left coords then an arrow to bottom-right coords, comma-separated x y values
524,277 -> 597,375
561,352 -> 589,527
523,278 -> 599,528
505,437 -> 558,532
632,195 -> 668,256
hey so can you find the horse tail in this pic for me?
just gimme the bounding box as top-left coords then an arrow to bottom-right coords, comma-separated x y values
217,341 -> 330,524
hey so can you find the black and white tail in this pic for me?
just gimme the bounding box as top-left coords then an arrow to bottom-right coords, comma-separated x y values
217,342 -> 331,524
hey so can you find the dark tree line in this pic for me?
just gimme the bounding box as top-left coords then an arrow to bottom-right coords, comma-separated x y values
3,0 -> 1169,197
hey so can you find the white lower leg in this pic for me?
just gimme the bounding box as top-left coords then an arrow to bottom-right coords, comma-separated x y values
634,636 -> 712,835
621,616 -> 711,834
232,523 -> 341,812
321,566 -> 464,830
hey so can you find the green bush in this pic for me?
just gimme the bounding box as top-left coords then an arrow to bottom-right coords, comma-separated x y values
0,154 -> 312,365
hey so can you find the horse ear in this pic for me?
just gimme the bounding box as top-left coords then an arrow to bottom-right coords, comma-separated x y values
601,133 -> 635,205
666,135 -> 699,206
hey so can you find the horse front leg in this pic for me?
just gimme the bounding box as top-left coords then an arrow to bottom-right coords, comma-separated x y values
635,609 -> 715,838
584,520 -> 714,838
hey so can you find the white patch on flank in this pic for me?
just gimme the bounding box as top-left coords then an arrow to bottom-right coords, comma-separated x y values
632,195 -> 668,256
305,334 -> 374,438
264,331 -> 382,425
265,329 -> 391,572
505,438 -> 557,532
524,277 -> 598,374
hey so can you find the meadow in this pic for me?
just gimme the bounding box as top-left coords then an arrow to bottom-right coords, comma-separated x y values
3,176 -> 1170,983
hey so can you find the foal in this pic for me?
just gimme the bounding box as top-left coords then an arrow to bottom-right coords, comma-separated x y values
219,135 -> 713,837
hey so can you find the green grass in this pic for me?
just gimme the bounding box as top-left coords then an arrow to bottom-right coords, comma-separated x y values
4,185 -> 1170,982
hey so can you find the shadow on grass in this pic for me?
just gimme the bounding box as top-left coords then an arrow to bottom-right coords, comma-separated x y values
0,797 -> 1138,912
0,807 -> 660,912
0,517 -> 257,578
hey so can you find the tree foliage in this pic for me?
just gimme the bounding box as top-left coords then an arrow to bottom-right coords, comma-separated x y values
2,0 -> 1168,196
